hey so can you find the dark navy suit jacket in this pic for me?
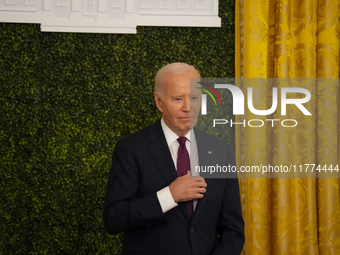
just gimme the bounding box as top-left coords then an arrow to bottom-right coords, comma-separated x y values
103,120 -> 245,255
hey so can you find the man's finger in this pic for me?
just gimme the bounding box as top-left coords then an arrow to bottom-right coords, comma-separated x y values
193,177 -> 205,182
197,188 -> 206,194
194,193 -> 204,199
198,183 -> 207,188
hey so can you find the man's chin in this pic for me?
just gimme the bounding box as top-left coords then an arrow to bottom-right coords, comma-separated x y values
177,118 -> 198,133
190,118 -> 198,129
175,124 -> 191,136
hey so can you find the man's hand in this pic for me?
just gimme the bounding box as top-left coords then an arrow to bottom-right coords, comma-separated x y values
169,171 -> 207,203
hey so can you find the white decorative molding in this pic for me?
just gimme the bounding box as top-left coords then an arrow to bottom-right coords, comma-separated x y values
159,0 -> 168,9
177,0 -> 186,9
25,0 -> 35,6
56,0 -> 66,7
5,0 -> 16,5
0,0 -> 220,34
196,0 -> 205,9
111,0 -> 120,8
141,0 -> 150,9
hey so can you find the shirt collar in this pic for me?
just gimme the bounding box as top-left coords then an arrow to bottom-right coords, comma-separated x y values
161,118 -> 191,146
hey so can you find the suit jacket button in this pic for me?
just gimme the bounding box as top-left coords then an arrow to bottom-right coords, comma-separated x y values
190,227 -> 194,232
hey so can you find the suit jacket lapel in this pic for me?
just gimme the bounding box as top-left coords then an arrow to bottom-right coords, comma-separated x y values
146,120 -> 178,184
147,120 -> 191,221
191,128 -> 215,222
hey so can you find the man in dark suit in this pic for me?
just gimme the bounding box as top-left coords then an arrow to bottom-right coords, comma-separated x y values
103,63 -> 245,255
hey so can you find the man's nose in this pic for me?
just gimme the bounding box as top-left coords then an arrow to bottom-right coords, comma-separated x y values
182,98 -> 190,112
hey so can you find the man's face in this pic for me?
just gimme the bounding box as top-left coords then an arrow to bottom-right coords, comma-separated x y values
154,71 -> 201,137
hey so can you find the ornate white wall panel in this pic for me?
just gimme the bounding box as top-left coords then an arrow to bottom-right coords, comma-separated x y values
0,0 -> 220,34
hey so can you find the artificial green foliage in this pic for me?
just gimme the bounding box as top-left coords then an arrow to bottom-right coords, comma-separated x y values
0,1 -> 235,254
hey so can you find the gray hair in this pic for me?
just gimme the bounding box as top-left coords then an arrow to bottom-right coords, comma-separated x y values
154,63 -> 200,94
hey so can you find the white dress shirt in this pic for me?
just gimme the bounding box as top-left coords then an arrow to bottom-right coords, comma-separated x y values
156,118 -> 199,213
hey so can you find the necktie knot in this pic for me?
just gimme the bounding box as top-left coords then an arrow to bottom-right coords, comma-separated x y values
177,136 -> 187,145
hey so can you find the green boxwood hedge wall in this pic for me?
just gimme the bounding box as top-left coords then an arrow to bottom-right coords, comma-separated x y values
0,1 -> 235,254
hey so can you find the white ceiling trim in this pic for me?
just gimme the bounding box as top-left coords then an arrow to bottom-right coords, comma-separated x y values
0,0 -> 221,34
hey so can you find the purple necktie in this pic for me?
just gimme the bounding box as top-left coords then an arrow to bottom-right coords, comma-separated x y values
177,137 -> 194,218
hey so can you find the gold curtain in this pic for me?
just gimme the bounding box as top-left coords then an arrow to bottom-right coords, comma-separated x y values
235,0 -> 340,254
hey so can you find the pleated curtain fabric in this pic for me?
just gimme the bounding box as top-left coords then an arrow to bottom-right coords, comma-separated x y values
235,0 -> 340,254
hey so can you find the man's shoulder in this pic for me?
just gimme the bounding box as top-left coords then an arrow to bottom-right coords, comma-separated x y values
117,120 -> 161,145
194,127 -> 233,151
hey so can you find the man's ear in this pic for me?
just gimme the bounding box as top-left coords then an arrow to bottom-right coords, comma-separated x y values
154,92 -> 163,113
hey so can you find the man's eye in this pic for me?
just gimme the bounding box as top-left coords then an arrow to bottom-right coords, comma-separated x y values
191,97 -> 198,100
175,98 -> 182,101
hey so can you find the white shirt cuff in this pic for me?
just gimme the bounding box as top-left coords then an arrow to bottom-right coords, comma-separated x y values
156,186 -> 178,213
